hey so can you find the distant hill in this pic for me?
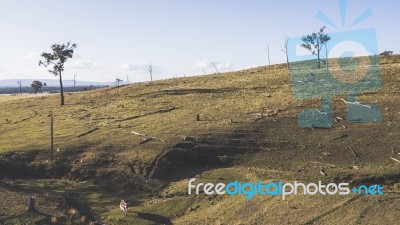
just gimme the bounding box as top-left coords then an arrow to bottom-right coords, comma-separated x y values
0,79 -> 114,87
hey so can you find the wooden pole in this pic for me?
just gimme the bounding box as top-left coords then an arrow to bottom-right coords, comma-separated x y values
50,113 -> 54,161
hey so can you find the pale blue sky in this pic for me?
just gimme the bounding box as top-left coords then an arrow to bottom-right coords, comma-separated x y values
0,0 -> 398,82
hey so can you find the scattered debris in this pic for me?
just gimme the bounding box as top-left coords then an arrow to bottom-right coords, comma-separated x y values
139,137 -> 152,144
320,169 -> 327,176
77,128 -> 100,138
182,135 -> 196,142
348,147 -> 359,158
311,161 -> 336,167
331,134 -> 348,141
116,106 -> 178,122
334,117 -> 343,122
340,98 -> 372,108
132,131 -> 165,142
252,113 -> 268,117
389,157 -> 400,163
353,165 -> 359,170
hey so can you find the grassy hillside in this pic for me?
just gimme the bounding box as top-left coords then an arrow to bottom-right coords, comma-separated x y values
0,55 -> 399,224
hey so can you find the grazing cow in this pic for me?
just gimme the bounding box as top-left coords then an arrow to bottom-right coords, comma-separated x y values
120,200 -> 128,215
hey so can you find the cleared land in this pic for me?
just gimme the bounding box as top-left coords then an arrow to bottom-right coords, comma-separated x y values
0,55 -> 399,224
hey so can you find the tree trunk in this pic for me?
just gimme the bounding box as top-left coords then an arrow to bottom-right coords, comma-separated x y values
59,70 -> 65,106
325,44 -> 328,69
28,197 -> 35,212
286,52 -> 289,69
317,50 -> 321,69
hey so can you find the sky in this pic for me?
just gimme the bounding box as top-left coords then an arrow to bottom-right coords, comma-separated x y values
0,0 -> 398,83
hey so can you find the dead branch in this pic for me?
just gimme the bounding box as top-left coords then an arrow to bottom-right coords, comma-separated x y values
389,157 -> 400,163
311,161 -> 336,167
348,147 -> 359,157
331,134 -> 348,141
115,106 -> 177,122
132,131 -> 165,143
77,128 -> 99,138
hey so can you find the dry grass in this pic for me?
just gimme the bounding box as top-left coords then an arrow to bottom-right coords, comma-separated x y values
0,56 -> 399,224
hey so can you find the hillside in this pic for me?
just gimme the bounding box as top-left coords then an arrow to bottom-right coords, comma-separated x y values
0,79 -> 114,88
0,55 -> 399,225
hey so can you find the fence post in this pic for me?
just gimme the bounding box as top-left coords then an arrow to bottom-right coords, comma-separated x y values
50,113 -> 54,161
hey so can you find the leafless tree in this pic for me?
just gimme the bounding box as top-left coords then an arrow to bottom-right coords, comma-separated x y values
17,80 -> 22,95
281,35 -> 289,69
148,64 -> 153,81
73,73 -> 77,88
212,62 -> 220,75
324,44 -> 328,69
266,45 -> 271,66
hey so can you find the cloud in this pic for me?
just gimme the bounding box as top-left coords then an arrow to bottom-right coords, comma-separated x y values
23,52 -> 41,60
0,67 -> 8,76
73,53 -> 82,58
119,62 -> 160,73
67,60 -> 103,70
195,60 -> 234,71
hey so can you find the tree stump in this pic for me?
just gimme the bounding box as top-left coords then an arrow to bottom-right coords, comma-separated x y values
28,197 -> 35,212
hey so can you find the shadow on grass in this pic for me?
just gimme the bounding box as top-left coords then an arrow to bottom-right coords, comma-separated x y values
135,212 -> 172,225
134,87 -> 239,98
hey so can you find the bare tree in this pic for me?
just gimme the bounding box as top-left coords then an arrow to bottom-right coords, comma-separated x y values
266,45 -> 271,66
281,35 -> 289,69
148,64 -> 153,81
115,78 -> 123,86
17,80 -> 22,95
324,43 -> 328,69
73,73 -> 77,88
211,62 -> 220,75
126,75 -> 129,84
